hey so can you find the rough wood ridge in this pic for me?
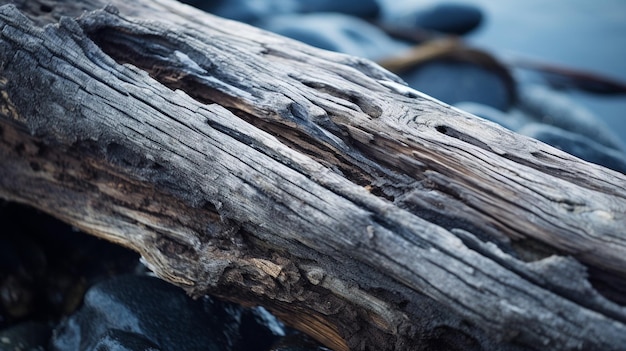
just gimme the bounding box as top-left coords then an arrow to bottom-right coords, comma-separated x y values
1,1 -> 625,350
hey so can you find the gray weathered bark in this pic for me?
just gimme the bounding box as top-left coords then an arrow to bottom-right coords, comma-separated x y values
1,1 -> 625,350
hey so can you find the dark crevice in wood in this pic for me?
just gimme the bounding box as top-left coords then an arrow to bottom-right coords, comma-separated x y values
454,229 -> 626,325
155,234 -> 199,260
78,13 -> 420,210
39,4 -> 53,13
106,142 -> 163,170
86,26 -> 257,97
217,107 -> 400,203
297,78 -> 383,119
84,27 -> 357,176
508,237 -> 556,262
435,125 -> 494,154
424,326 -> 482,351
416,206 -> 515,254
588,266 -> 626,306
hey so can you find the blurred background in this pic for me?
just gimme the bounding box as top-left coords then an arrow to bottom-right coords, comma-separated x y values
464,0 -> 626,146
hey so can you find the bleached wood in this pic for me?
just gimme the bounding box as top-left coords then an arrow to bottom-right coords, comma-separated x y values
1,1 -> 625,350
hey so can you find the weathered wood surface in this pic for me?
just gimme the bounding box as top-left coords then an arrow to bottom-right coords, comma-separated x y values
1,1 -> 626,350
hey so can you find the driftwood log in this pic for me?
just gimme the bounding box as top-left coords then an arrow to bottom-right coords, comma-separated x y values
1,1 -> 626,350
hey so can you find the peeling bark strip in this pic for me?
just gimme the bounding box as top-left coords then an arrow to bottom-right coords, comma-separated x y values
1,1 -> 626,350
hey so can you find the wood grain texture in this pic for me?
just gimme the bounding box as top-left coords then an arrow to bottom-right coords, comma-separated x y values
1,1 -> 625,350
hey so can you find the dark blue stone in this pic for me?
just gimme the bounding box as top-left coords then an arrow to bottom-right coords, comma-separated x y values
177,0 -> 225,12
51,275 -> 286,351
208,0 -> 299,23
518,85 -> 625,152
402,61 -> 513,111
180,0 -> 379,21
298,0 -> 380,18
392,2 -> 484,35
258,13 -> 409,60
50,275 -> 237,351
520,123 -> 626,174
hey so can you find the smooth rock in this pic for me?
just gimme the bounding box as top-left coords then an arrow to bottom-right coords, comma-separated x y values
517,84 -> 624,151
51,274 -> 285,351
177,0 -> 225,12
208,0 -> 299,23
519,123 -> 626,173
402,61 -> 512,111
0,321 -> 50,351
180,0 -> 379,21
51,275 -> 237,351
238,307 -> 285,350
381,2 -> 483,35
298,0 -> 380,18
258,13 -> 409,60
0,203 -> 139,329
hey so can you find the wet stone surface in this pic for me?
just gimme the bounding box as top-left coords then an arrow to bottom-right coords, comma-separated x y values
51,275 -> 261,351
0,202 -> 328,351
0,202 -> 140,330
403,60 -> 512,111
0,321 -> 51,351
